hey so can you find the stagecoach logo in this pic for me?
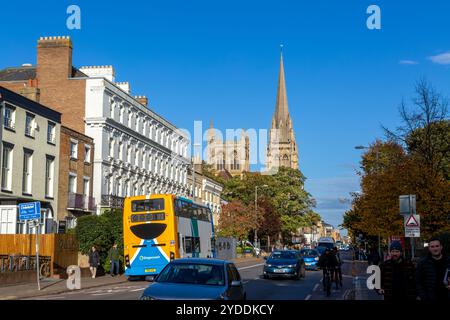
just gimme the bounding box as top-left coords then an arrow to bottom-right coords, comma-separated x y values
139,255 -> 161,261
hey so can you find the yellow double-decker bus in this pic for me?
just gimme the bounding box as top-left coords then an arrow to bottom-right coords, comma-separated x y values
123,194 -> 215,279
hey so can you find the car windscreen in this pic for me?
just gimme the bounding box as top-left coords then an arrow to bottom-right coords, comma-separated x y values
157,263 -> 225,286
318,242 -> 335,249
301,250 -> 317,256
270,252 -> 296,260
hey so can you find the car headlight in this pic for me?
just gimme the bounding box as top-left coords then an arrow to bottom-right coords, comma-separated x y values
140,295 -> 155,300
315,257 -> 319,261
265,264 -> 272,267
287,264 -> 296,268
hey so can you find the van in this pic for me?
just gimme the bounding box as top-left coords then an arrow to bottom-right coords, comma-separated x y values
317,237 -> 335,250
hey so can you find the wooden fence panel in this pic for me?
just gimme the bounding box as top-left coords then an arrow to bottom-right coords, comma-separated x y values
0,234 -> 78,276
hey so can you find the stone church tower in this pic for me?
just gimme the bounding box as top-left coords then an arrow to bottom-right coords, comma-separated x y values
206,121 -> 250,178
266,49 -> 299,171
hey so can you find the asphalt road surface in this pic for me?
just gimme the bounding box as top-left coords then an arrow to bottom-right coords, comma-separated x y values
25,256 -> 353,300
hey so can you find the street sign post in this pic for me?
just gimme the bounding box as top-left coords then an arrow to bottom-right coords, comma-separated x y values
399,195 -> 416,215
18,202 -> 41,220
399,195 -> 419,260
18,202 -> 41,291
404,214 -> 420,238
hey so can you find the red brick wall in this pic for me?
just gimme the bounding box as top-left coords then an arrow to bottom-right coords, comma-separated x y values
57,126 -> 94,221
36,37 -> 86,134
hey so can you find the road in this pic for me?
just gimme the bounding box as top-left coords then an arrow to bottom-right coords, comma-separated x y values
25,253 -> 354,300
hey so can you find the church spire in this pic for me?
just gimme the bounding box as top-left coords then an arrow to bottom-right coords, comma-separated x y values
267,45 -> 299,171
275,45 -> 289,125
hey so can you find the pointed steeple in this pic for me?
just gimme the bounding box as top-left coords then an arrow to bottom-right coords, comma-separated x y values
267,45 -> 299,171
274,45 -> 289,125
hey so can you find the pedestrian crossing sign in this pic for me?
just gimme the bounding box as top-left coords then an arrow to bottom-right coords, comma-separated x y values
404,214 -> 420,238
405,214 -> 419,227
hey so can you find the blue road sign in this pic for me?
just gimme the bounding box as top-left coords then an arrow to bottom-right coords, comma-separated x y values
19,202 -> 41,220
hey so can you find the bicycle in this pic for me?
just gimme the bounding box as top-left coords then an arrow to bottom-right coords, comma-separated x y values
323,267 -> 332,297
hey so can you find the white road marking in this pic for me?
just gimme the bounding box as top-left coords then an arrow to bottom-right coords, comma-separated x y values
130,288 -> 146,292
238,263 -> 265,271
313,284 -> 319,291
305,294 -> 311,300
92,293 -> 114,296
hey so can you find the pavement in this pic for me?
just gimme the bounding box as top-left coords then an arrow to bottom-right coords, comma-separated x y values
342,254 -> 383,301
0,256 -> 263,300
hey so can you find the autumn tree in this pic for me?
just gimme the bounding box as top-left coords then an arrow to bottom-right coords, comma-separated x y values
217,200 -> 259,241
345,79 -> 450,241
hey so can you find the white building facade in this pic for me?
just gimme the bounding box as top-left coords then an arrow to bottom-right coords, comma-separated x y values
82,68 -> 190,214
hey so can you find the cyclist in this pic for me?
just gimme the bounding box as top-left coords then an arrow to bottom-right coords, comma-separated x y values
318,248 -> 338,295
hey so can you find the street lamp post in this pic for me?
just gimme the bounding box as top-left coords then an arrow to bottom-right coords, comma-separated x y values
255,185 -> 268,250
192,143 -> 202,203
355,144 -> 381,260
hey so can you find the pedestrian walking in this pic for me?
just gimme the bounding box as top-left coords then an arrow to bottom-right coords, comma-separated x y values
88,246 -> 100,278
108,243 -> 120,277
416,237 -> 450,301
377,241 -> 416,301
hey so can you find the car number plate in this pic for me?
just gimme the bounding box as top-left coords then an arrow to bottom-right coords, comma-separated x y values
145,268 -> 156,273
273,269 -> 285,273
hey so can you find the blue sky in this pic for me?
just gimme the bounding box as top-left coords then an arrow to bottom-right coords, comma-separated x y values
1,1 -> 450,235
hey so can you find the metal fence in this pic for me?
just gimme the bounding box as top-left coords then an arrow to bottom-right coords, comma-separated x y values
0,254 -> 51,275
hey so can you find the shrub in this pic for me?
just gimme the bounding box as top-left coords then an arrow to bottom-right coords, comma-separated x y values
75,209 -> 123,268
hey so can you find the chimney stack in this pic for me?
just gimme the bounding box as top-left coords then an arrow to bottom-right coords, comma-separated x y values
37,36 -> 73,80
135,95 -> 148,107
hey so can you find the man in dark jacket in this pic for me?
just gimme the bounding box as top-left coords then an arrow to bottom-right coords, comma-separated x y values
318,248 -> 338,290
416,238 -> 450,300
377,241 -> 416,300
108,243 -> 120,276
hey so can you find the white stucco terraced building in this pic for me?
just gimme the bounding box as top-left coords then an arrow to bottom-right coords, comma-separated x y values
81,69 -> 191,214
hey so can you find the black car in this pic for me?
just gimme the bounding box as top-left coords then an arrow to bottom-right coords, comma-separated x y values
263,250 -> 306,279
140,258 -> 246,300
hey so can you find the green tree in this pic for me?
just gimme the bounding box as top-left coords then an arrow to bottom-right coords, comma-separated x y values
219,167 -> 318,243
75,209 -> 123,266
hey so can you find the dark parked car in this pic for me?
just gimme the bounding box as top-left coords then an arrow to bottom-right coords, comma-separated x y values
300,249 -> 320,270
263,250 -> 305,279
140,258 -> 246,300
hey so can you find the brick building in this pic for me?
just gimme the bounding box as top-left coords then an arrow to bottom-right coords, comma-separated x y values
0,37 -> 95,227
58,126 -> 95,229
0,36 -> 191,217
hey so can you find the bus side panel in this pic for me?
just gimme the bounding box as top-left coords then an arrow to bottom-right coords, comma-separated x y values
177,216 -> 192,258
176,217 -> 213,258
197,220 -> 213,258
